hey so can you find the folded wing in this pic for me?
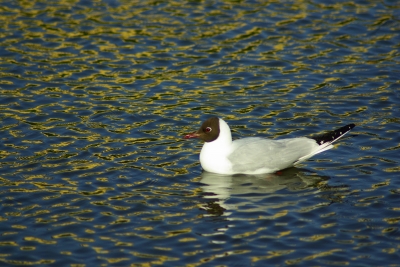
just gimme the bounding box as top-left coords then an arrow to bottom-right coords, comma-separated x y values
228,137 -> 318,173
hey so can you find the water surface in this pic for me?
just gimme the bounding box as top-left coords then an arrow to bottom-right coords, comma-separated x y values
0,0 -> 400,266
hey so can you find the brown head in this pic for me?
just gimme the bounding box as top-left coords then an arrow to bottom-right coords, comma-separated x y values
184,117 -> 220,142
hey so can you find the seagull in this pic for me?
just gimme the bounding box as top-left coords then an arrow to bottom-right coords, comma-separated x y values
184,117 -> 355,175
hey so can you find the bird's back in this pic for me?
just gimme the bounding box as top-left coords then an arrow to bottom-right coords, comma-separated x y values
228,137 -> 319,174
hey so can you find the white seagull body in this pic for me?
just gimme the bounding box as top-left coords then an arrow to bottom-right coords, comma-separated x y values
184,117 -> 355,175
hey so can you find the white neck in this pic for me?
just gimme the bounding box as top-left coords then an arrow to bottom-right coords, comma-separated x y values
200,119 -> 233,173
213,118 -> 232,145
201,119 -> 232,156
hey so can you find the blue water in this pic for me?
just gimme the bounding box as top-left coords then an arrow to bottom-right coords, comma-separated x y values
0,0 -> 400,266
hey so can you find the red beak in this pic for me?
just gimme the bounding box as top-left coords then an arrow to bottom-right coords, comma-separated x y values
184,132 -> 200,139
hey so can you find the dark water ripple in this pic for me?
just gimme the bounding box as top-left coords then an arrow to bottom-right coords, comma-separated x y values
0,0 -> 400,266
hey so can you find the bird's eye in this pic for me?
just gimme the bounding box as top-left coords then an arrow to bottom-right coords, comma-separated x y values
205,127 -> 212,133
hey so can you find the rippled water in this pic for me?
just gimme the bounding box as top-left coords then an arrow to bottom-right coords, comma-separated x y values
1,0 -> 400,266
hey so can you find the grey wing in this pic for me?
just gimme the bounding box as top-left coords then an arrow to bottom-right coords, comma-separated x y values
228,137 -> 318,173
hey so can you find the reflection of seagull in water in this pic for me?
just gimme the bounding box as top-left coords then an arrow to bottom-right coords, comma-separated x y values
199,169 -> 329,217
185,117 -> 355,175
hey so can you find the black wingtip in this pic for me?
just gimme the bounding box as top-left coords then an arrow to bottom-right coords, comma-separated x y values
348,123 -> 356,130
312,123 -> 356,145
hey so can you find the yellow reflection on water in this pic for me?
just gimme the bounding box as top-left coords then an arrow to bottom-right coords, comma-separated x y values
24,236 -> 57,245
285,248 -> 343,265
251,250 -> 295,263
0,241 -> 18,246
5,259 -> 56,265
300,233 -> 336,242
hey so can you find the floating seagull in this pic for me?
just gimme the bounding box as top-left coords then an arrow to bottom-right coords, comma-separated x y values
184,117 -> 355,175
